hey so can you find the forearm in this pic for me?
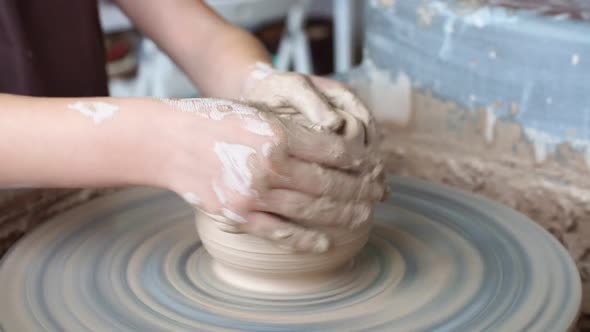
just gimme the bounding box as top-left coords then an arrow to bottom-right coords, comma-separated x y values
114,0 -> 271,99
193,25 -> 271,99
0,94 -> 163,188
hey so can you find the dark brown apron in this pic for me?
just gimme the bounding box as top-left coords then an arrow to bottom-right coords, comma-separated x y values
0,0 -> 108,96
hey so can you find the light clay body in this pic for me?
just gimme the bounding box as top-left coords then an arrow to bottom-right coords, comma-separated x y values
196,109 -> 375,293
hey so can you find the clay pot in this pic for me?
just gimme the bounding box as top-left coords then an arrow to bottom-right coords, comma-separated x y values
195,108 -> 373,293
195,211 -> 371,294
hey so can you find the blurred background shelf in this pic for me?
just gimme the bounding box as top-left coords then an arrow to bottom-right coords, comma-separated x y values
98,0 -> 364,98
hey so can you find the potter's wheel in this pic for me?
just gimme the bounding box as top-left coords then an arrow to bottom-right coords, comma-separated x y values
0,177 -> 580,331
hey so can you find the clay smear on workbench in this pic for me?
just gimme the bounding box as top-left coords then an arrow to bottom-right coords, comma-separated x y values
0,188 -> 115,257
370,89 -> 590,315
478,0 -> 590,21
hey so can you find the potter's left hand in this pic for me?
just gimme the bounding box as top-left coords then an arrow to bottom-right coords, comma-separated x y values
238,63 -> 387,240
240,63 -> 378,149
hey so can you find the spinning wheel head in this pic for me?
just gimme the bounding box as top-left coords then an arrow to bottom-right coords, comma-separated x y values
0,177 -> 580,331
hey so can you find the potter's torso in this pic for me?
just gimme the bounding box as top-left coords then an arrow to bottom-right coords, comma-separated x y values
0,0 -> 108,97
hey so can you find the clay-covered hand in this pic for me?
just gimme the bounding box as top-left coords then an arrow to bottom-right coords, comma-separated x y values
156,98 -> 385,253
239,62 -> 378,147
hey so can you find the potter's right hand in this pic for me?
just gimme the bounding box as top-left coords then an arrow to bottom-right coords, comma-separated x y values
155,98 -> 386,253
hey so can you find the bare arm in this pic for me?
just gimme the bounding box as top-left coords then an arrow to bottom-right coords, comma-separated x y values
0,94 -> 164,188
112,0 -> 379,141
113,0 -> 271,99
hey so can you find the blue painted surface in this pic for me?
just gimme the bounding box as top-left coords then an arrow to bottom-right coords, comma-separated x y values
363,0 -> 590,144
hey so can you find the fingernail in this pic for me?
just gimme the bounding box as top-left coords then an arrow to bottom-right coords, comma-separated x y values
182,192 -> 201,206
311,233 -> 331,253
271,228 -> 295,240
221,208 -> 248,224
349,204 -> 372,229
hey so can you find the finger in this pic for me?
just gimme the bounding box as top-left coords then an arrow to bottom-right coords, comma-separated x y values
331,110 -> 380,171
333,109 -> 366,143
309,77 -> 372,124
279,119 -> 368,171
276,103 -> 381,173
269,158 -> 386,202
277,74 -> 344,132
328,91 -> 378,146
257,189 -> 372,229
310,76 -> 378,145
241,212 -> 331,253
